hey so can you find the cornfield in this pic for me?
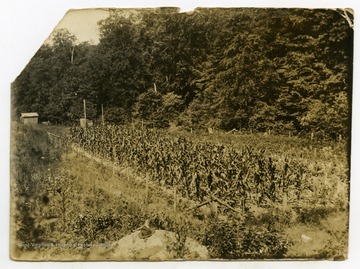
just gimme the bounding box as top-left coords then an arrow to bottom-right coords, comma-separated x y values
69,125 -> 348,213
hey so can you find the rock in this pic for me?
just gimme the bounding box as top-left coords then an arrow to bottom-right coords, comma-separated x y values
103,230 -> 209,260
301,234 -> 313,243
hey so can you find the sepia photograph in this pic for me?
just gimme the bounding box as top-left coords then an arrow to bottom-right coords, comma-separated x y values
5,2 -> 355,264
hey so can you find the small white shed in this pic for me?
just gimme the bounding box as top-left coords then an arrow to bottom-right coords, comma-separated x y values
20,112 -> 39,125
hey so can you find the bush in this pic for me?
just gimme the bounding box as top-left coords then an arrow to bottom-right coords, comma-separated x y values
239,227 -> 291,259
203,220 -> 240,259
203,218 -> 292,259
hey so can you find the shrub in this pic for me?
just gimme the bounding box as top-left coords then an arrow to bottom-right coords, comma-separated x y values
203,218 -> 292,259
239,227 -> 291,259
203,220 -> 241,259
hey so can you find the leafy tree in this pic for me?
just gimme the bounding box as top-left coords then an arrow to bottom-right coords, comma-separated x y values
133,89 -> 163,123
301,92 -> 349,139
12,8 -> 352,139
103,106 -> 128,124
268,9 -> 353,135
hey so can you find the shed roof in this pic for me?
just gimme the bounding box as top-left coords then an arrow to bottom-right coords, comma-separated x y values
20,112 -> 39,118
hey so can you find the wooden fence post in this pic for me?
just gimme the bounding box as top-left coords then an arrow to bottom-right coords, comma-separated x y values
173,187 -> 177,212
145,173 -> 149,207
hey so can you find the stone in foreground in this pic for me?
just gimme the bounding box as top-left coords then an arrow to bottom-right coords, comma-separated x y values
103,229 -> 209,260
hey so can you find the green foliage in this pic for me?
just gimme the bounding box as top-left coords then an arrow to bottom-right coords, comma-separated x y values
132,90 -> 184,127
165,218 -> 189,258
203,219 -> 291,259
12,8 -> 352,137
11,124 -> 62,245
301,92 -> 350,139
133,89 -> 163,122
239,227 -> 291,259
103,106 -> 128,124
203,220 -> 240,258
161,92 -> 184,122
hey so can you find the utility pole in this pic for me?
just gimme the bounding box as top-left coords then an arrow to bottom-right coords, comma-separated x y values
70,47 -> 75,64
83,99 -> 87,130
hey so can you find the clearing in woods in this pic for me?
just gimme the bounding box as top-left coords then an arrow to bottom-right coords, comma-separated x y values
10,124 -> 349,260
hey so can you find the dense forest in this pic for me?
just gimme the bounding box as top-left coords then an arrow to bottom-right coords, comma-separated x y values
11,8 -> 353,140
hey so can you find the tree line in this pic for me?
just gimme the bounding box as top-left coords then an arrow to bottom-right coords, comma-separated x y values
12,8 -> 353,139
